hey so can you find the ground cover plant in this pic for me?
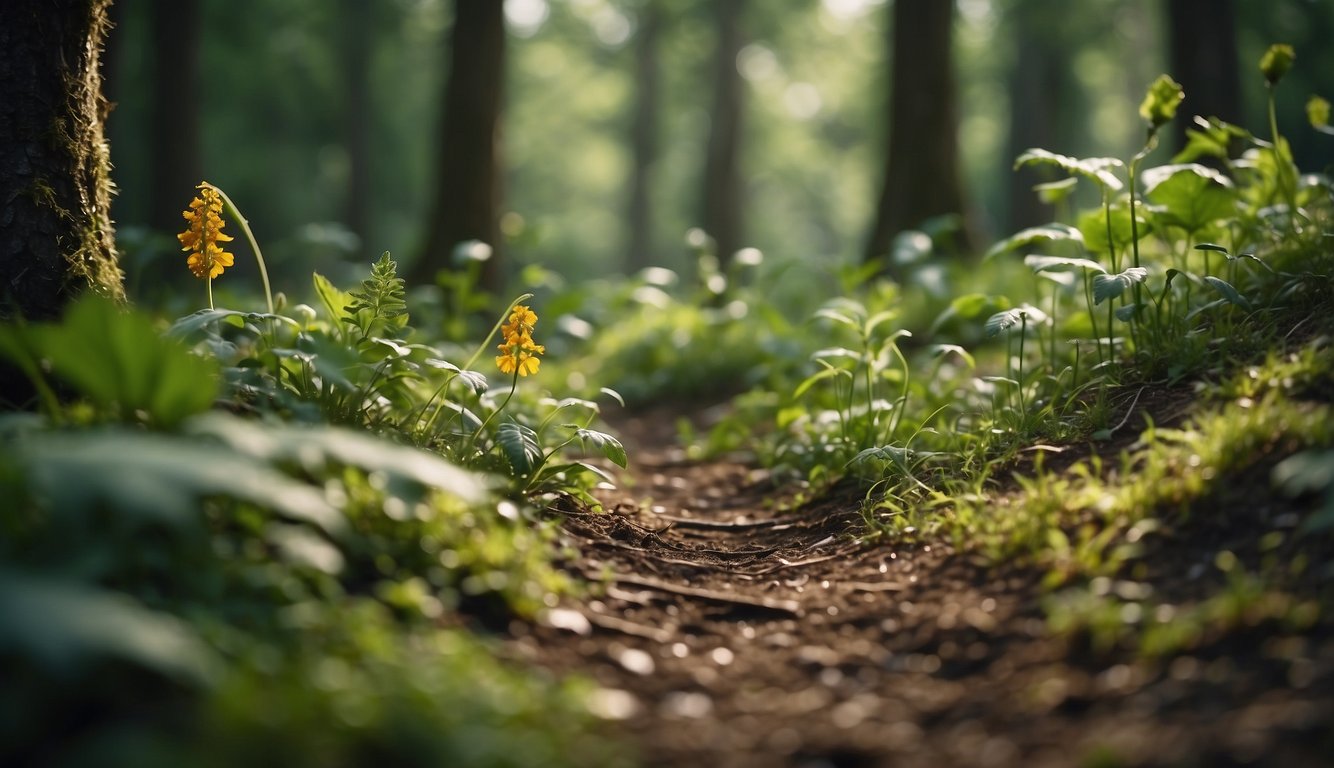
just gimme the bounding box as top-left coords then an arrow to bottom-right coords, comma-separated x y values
3,28 -> 1334,768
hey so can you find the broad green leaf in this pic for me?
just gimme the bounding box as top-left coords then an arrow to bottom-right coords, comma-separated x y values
1173,116 -> 1253,164
0,573 -> 218,684
32,297 -> 218,427
1078,203 -> 1150,257
19,429 -> 344,535
188,413 -> 485,503
1203,276 -> 1253,311
984,223 -> 1084,261
1014,148 -> 1124,191
1115,303 -> 1144,322
497,422 -> 542,476
985,309 -> 1023,337
1024,254 -> 1107,274
1093,268 -> 1149,305
424,359 -> 490,396
575,428 -> 628,468
1142,164 -> 1237,233
928,293 -> 1010,336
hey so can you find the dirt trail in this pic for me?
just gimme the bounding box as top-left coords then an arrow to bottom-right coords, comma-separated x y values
506,408 -> 1334,768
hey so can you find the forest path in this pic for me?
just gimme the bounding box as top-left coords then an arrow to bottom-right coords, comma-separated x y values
505,406 -> 1332,768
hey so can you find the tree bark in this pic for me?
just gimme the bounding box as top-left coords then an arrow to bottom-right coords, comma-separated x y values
864,0 -> 972,266
0,0 -> 124,320
1003,0 -> 1076,232
700,0 -> 746,265
1167,0 -> 1239,151
625,0 -> 662,272
411,0 -> 506,293
343,0 -> 373,250
147,0 -> 202,236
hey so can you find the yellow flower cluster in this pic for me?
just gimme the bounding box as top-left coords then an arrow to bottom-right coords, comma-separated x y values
495,305 -> 544,377
178,184 -> 235,280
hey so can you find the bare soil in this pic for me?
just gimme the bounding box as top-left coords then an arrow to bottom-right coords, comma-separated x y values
506,400 -> 1334,768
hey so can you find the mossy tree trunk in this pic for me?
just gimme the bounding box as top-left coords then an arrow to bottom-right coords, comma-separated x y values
0,0 -> 124,321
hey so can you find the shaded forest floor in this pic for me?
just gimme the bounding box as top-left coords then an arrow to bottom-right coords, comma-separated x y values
505,396 -> 1334,767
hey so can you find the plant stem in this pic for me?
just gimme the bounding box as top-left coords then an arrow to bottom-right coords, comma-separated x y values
462,293 -> 534,372
207,183 -> 274,315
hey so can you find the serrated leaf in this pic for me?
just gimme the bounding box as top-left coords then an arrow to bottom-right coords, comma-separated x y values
575,428 -> 628,468
1203,276 -> 1253,311
497,422 -> 542,476
984,223 -> 1085,261
1092,268 -> 1149,305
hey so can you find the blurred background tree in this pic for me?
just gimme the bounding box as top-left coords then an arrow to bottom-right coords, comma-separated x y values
100,0 -> 1334,311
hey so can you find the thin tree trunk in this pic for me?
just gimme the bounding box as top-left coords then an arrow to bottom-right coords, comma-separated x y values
147,0 -> 202,236
343,0 -> 373,250
411,0 -> 506,293
1167,0 -> 1239,150
701,0 -> 745,265
625,0 -> 661,272
0,0 -> 124,321
864,0 -> 972,266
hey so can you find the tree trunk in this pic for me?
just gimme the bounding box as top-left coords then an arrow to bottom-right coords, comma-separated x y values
1003,0 -> 1074,232
625,0 -> 661,272
864,0 -> 972,266
700,0 -> 746,265
0,0 -> 124,320
147,0 -> 202,236
1167,0 -> 1239,151
411,0 -> 506,293
343,0 -> 373,250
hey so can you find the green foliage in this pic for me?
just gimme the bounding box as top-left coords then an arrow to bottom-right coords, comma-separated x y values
0,296 -> 219,427
344,251 -> 409,340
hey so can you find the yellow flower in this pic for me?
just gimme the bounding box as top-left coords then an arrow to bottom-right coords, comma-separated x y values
495,306 -> 544,376
501,305 -> 538,340
178,184 -> 235,280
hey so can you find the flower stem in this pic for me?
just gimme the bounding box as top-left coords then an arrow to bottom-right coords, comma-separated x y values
206,183 -> 274,315
463,293 -> 535,372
